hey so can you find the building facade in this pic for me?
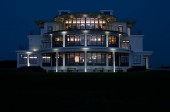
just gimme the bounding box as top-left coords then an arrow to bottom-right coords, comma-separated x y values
17,10 -> 152,72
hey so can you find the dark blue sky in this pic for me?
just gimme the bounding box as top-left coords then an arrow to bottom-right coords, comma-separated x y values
0,0 -> 169,68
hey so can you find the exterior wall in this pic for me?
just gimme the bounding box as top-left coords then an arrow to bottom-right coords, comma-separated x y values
28,35 -> 42,51
111,22 -> 127,33
44,22 -> 60,33
130,35 -> 143,52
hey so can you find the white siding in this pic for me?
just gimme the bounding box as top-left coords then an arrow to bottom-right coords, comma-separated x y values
28,35 -> 42,51
130,35 -> 143,52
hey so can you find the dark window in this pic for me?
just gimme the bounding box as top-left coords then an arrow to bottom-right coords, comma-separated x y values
108,53 -> 113,66
47,26 -> 53,32
118,25 -> 123,32
133,55 -> 141,64
19,54 -> 27,64
120,53 -> 129,66
29,54 -> 37,64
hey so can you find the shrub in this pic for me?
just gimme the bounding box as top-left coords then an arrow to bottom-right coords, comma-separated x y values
17,66 -> 46,73
127,66 -> 146,72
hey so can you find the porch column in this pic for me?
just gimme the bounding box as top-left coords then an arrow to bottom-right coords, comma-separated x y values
84,34 -> 87,47
56,52 -> 58,72
84,51 -> 87,72
118,34 -> 121,48
50,34 -> 53,48
63,33 -> 66,47
106,33 -> 109,47
27,54 -> 30,67
112,52 -> 115,72
145,56 -> 149,69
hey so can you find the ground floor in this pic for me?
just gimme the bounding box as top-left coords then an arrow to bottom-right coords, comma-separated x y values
17,50 -> 151,72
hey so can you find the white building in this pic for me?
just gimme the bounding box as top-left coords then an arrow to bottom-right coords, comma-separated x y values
17,10 -> 152,72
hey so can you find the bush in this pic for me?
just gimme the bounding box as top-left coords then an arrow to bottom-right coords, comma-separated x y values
0,60 -> 17,68
17,66 -> 46,73
127,66 -> 146,72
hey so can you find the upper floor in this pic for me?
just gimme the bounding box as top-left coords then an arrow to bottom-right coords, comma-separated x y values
36,10 -> 135,36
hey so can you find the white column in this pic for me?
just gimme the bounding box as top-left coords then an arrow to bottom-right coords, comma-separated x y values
119,34 -> 121,48
106,33 -> 108,47
127,27 -> 131,36
50,34 -> 53,48
112,52 -> 115,72
84,34 -> 87,47
63,34 -> 65,47
27,54 -> 30,67
145,56 -> 149,69
56,52 -> 58,72
84,51 -> 87,72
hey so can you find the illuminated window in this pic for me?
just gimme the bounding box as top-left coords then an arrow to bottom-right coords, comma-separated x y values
87,34 -> 105,46
66,35 -> 84,46
66,52 -> 84,66
121,40 -> 131,49
42,53 -> 63,66
53,35 -> 63,47
87,52 -> 106,66
64,18 -> 107,30
108,36 -> 118,47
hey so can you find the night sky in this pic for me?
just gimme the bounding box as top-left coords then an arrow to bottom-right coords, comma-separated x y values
0,0 -> 170,68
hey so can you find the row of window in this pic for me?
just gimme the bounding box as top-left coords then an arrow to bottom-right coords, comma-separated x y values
42,52 -> 129,66
64,18 -> 107,30
18,53 -> 142,65
51,34 -> 119,47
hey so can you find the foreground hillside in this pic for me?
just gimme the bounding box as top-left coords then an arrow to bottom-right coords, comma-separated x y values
0,70 -> 170,111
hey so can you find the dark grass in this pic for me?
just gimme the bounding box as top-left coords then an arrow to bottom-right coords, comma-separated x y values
1,70 -> 170,111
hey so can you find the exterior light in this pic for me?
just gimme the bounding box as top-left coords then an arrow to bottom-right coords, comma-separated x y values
26,51 -> 32,54
62,31 -> 67,34
105,31 -> 110,34
83,30 -> 88,33
83,14 -> 87,17
33,49 -> 38,52
82,48 -> 89,50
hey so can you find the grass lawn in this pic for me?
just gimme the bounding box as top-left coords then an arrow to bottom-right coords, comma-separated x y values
0,70 -> 170,111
